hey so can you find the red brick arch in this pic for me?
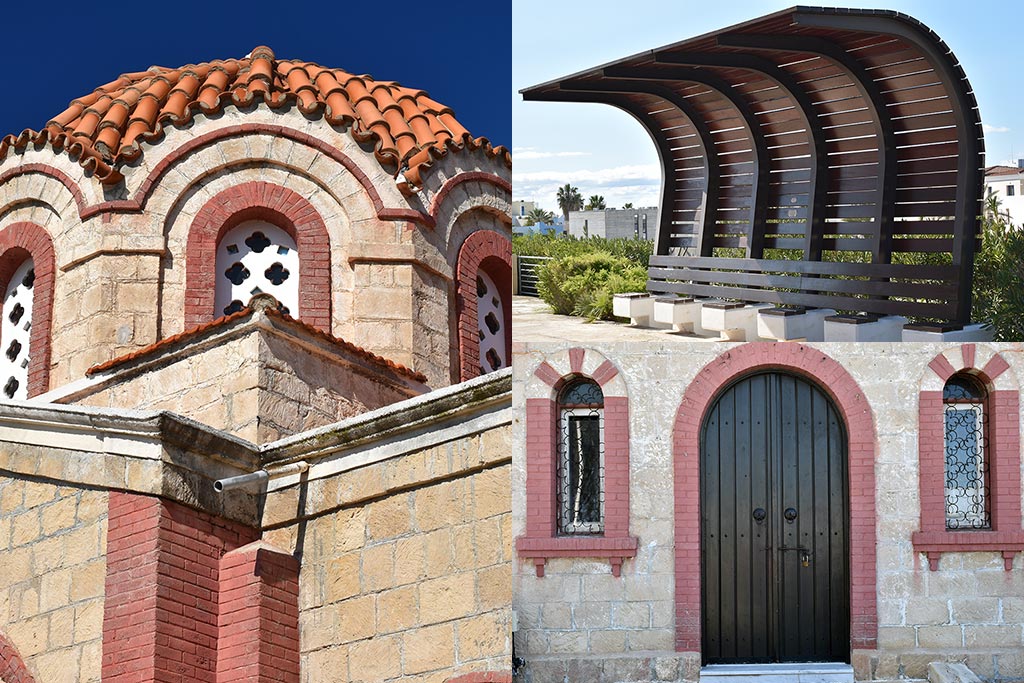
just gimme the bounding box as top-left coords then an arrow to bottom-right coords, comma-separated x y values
0,631 -> 36,683
0,222 -> 55,397
671,343 -> 878,652
454,229 -> 511,381
184,181 -> 331,330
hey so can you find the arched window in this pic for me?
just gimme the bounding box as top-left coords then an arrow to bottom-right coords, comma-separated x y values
214,221 -> 299,317
476,269 -> 506,373
0,257 -> 34,400
557,378 -> 604,534
943,373 -> 989,529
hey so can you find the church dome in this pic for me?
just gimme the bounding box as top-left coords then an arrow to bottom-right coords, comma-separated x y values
0,45 -> 509,185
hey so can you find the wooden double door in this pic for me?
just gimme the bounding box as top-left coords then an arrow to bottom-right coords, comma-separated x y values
700,372 -> 850,663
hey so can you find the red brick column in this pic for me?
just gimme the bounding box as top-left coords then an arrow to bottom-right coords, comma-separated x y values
0,222 -> 55,396
217,543 -> 300,683
102,493 -> 259,683
0,632 -> 35,683
517,349 -> 638,576
454,230 -> 511,381
185,181 -> 331,330
672,343 -> 878,651
446,673 -> 513,683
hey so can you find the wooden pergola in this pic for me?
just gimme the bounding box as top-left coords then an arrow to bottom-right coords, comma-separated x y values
522,7 -> 984,324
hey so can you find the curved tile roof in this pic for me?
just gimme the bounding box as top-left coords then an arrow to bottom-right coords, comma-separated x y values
0,45 -> 510,186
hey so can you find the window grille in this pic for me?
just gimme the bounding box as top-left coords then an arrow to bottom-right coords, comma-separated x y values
557,378 -> 604,533
0,258 -> 34,400
943,374 -> 989,529
215,221 -> 299,317
476,270 -> 505,373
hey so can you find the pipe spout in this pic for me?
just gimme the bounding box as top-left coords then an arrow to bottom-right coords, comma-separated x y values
213,461 -> 309,493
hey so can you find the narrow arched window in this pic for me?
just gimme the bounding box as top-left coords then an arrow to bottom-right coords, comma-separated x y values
943,373 -> 989,529
476,269 -> 506,373
215,221 -> 299,317
0,257 -> 34,400
557,378 -> 604,534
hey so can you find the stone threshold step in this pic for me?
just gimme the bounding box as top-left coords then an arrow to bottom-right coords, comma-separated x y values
700,662 -> 854,683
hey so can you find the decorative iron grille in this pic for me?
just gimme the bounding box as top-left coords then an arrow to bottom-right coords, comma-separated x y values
557,379 -> 604,534
943,375 -> 989,529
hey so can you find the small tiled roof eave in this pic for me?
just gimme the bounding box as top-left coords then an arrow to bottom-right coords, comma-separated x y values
86,300 -> 427,385
0,45 -> 510,189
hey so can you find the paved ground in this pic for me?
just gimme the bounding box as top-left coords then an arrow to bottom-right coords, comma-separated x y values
512,296 -> 718,344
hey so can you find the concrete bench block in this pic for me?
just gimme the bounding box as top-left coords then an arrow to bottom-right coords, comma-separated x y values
902,323 -> 994,342
612,293 -> 654,326
823,314 -> 909,342
702,302 -> 772,341
757,307 -> 836,342
653,296 -> 706,335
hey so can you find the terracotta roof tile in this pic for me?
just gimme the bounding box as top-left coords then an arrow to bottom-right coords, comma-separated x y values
86,303 -> 427,384
1,45 -> 510,186
985,165 -> 1023,177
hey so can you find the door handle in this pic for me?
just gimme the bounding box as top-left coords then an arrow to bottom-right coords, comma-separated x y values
752,507 -> 766,523
783,507 -> 798,522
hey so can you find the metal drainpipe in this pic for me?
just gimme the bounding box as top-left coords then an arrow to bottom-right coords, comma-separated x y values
213,461 -> 309,492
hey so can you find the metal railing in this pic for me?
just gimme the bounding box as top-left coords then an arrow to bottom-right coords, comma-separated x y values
515,255 -> 551,298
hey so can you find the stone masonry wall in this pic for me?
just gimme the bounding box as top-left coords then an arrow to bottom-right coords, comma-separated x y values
0,475 -> 107,683
70,332 -> 264,442
513,342 -> 1024,683
262,424 -> 513,683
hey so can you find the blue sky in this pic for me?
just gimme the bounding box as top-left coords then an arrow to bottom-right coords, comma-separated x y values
0,1 -> 510,150
513,0 -> 1024,212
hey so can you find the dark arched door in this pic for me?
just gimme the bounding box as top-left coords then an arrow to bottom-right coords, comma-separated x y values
700,372 -> 850,664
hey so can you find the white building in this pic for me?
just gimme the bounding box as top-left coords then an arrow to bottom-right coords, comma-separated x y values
566,207 -> 658,239
984,164 -> 1024,226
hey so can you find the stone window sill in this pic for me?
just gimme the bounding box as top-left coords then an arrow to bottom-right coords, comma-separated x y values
911,530 -> 1024,570
516,535 -> 638,577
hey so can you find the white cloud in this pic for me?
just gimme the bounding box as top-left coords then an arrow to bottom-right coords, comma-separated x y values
512,149 -> 592,160
514,164 -> 661,184
513,164 -> 662,210
984,124 -> 1011,134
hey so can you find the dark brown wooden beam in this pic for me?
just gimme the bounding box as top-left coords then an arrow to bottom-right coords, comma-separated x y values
603,64 -> 771,259
792,9 -> 983,324
717,33 -> 898,267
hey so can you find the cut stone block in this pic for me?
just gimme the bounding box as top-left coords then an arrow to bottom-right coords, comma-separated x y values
928,662 -> 983,683
902,323 -> 994,342
612,293 -> 654,327
757,307 -> 836,342
653,296 -> 706,335
823,314 -> 908,342
702,302 -> 772,341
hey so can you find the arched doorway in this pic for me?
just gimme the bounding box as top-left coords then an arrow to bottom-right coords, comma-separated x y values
700,371 -> 850,664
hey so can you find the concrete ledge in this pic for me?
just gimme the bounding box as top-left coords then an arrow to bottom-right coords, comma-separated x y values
702,302 -> 771,341
902,323 -> 994,342
653,296 -> 706,335
757,307 -> 836,342
823,314 -> 908,342
613,292 -> 655,326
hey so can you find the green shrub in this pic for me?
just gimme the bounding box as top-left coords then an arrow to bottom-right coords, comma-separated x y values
536,252 -> 648,321
513,233 -> 652,266
973,219 -> 1024,341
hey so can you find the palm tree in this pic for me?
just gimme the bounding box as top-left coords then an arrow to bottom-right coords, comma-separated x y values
985,188 -> 1012,228
526,207 -> 555,226
556,184 -> 583,227
585,195 -> 606,211
623,202 -> 634,209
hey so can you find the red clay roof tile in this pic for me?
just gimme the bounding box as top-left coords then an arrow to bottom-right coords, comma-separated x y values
85,304 -> 427,384
1,46 -> 510,187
